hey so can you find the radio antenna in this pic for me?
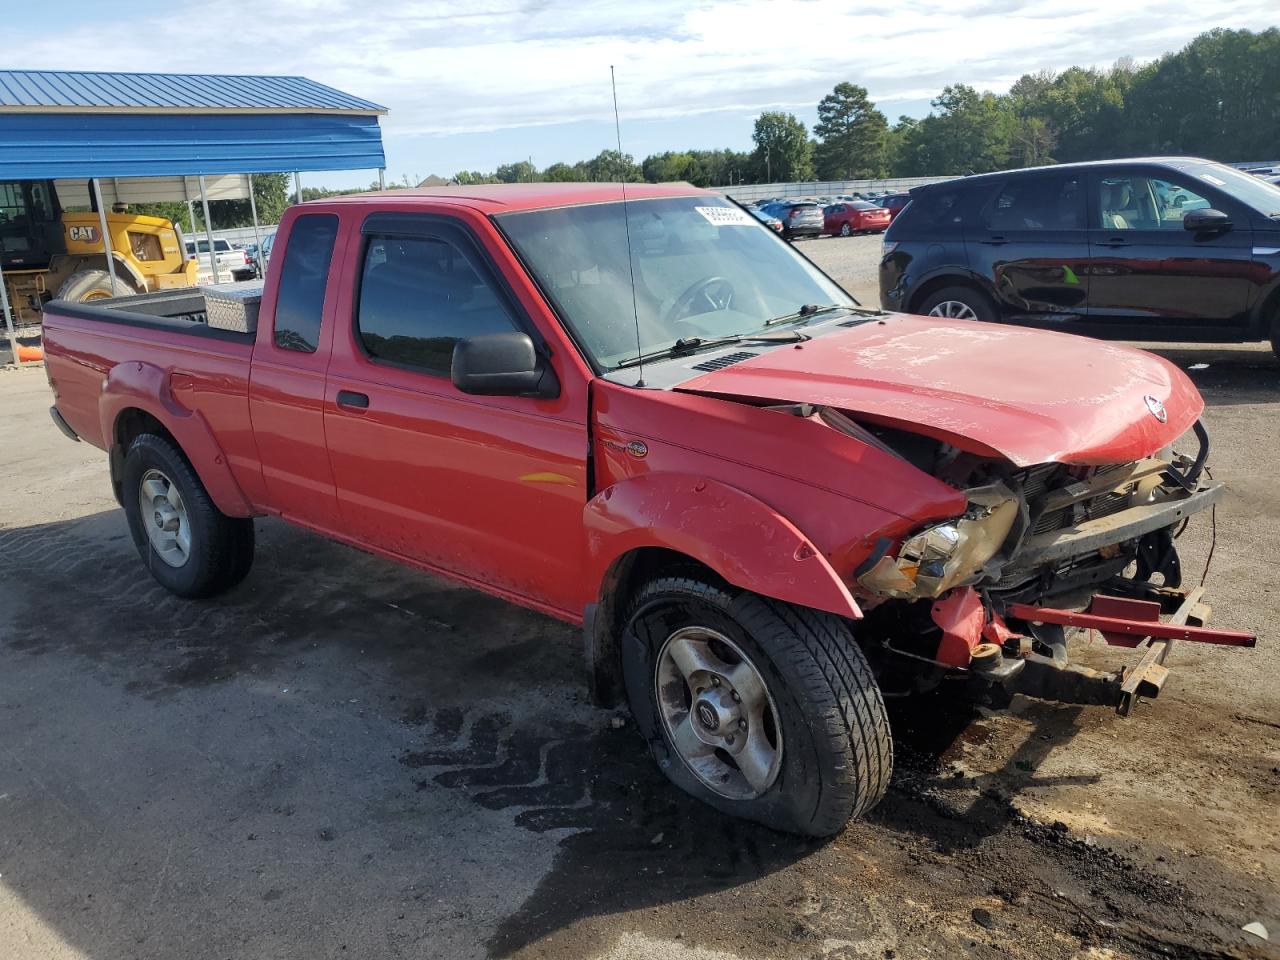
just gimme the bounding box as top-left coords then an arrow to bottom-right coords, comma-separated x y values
611,65 -> 644,387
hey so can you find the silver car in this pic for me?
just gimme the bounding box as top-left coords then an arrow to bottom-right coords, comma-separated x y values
761,200 -> 824,240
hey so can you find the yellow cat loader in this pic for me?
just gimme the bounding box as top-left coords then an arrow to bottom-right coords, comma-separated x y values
1,179 -> 198,325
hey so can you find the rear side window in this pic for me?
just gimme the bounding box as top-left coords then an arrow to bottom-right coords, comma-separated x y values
273,214 -> 338,353
985,174 -> 1083,231
896,189 -> 959,229
356,234 -> 520,376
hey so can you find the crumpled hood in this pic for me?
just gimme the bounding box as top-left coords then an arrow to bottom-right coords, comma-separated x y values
673,314 -> 1203,466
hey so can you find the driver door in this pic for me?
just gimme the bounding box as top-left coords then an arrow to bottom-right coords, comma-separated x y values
322,215 -> 588,615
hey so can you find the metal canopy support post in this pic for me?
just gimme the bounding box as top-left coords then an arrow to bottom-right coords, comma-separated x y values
1,261 -> 20,367
247,174 -> 264,279
294,172 -> 302,205
91,179 -> 120,296
378,168 -> 386,191
197,175 -> 221,284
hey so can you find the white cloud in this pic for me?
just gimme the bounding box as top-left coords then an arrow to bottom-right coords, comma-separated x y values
10,0 -> 1278,158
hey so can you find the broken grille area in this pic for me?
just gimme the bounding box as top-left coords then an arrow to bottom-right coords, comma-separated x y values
1018,462 -> 1141,535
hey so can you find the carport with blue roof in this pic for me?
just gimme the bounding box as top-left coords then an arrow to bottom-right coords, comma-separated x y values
0,69 -> 388,365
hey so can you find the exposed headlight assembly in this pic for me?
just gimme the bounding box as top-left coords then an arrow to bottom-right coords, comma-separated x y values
857,484 -> 1019,599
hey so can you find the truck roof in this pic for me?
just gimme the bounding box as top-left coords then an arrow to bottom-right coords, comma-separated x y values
317,181 -> 709,214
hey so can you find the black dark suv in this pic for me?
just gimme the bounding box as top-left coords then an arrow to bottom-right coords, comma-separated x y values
879,157 -> 1280,357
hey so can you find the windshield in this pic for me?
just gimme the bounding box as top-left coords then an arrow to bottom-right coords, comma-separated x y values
497,197 -> 854,369
1193,162 -> 1280,215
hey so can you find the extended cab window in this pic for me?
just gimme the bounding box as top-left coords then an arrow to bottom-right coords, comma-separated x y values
356,234 -> 520,375
273,214 -> 338,352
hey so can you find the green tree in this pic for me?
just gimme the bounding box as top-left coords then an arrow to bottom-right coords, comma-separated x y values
582,149 -> 642,182
495,160 -> 538,183
813,83 -> 889,179
895,85 -> 1016,176
751,111 -> 814,183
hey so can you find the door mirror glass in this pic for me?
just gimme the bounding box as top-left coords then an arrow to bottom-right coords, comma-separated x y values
451,332 -> 559,398
1183,208 -> 1231,232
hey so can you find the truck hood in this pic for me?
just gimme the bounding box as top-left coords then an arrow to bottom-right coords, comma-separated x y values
673,314 -> 1203,467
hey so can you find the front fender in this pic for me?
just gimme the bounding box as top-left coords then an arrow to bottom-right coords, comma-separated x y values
584,473 -> 861,620
98,361 -> 254,516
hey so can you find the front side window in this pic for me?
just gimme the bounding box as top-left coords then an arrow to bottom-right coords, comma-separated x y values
357,234 -> 520,375
273,214 -> 338,353
1098,175 -> 1212,230
986,175 -> 1082,231
497,196 -> 853,370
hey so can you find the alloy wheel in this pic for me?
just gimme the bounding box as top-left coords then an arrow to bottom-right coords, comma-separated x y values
654,625 -> 782,800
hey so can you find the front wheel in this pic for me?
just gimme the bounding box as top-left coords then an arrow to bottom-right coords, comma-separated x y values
916,283 -> 997,323
121,434 -> 255,598
621,576 -> 892,836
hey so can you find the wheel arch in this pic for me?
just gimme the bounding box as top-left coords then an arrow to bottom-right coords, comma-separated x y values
905,270 -> 995,315
99,364 -> 253,517
581,473 -> 862,706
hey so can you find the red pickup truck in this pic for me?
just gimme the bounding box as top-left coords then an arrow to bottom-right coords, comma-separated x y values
42,183 -> 1255,836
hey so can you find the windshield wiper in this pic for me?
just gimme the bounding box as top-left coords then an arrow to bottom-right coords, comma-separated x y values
614,330 -> 809,370
763,303 -> 850,327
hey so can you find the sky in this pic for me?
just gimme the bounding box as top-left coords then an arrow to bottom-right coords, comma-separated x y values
11,0 -> 1280,188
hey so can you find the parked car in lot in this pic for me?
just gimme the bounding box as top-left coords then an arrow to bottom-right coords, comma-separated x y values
874,193 -> 912,221
184,237 -> 254,282
749,206 -> 785,233
824,200 -> 892,236
879,157 -> 1280,356
42,182 -> 1254,837
759,199 -> 824,239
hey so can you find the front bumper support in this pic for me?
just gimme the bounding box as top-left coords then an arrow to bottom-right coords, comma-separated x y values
998,585 -> 1256,715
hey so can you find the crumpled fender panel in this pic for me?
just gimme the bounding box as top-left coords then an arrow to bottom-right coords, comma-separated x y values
584,472 -> 861,620
98,361 -> 254,517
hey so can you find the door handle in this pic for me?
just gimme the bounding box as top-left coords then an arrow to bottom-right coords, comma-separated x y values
981,235 -> 1008,245
336,389 -> 370,410
1100,237 -> 1129,247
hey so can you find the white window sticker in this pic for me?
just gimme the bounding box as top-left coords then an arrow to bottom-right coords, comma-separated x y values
1199,173 -> 1226,186
695,205 -> 755,227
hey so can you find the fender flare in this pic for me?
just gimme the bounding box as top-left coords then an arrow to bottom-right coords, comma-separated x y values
98,361 -> 254,517
584,472 -> 862,621
905,266 -> 998,313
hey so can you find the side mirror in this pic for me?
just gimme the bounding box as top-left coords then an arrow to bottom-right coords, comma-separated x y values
1183,208 -> 1231,233
451,332 -> 559,399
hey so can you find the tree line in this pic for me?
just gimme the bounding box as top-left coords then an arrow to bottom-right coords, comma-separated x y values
136,25 -> 1277,229
451,27 -> 1280,188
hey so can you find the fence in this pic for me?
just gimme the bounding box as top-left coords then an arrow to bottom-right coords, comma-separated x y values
716,176 -> 956,203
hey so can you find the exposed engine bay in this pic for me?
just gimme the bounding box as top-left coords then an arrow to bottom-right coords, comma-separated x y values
815,409 -> 1252,714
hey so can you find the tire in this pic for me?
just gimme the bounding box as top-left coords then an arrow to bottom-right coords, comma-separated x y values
620,575 -> 892,837
1271,314 -> 1280,361
121,434 -> 255,599
58,269 -> 131,303
915,283 -> 997,323
840,221 -> 853,237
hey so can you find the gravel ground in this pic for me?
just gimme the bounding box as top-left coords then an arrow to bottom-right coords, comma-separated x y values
0,267 -> 1277,960
796,232 -> 887,304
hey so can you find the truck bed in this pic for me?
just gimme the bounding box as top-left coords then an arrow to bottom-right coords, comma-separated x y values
41,288 -> 262,492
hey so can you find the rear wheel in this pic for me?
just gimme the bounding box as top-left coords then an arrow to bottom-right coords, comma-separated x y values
58,269 -> 130,303
916,283 -> 997,323
621,575 -> 892,836
121,434 -> 254,598
840,221 -> 853,237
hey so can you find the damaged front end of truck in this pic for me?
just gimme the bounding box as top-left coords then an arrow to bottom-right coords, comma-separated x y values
850,417 -> 1255,715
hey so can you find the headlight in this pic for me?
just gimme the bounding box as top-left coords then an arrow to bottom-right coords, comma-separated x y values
857,486 -> 1019,599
